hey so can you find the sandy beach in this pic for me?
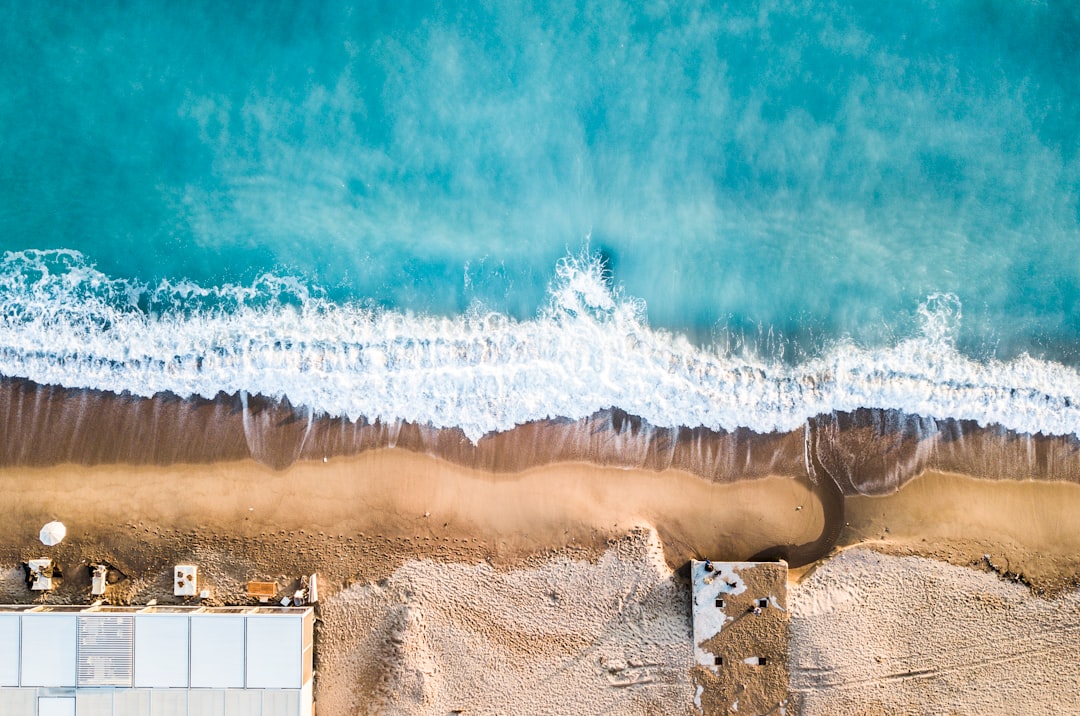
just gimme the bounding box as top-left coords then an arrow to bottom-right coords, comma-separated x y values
0,451 -> 824,574
2,444 -> 1080,713
838,470 -> 1080,592
0,452 -> 821,713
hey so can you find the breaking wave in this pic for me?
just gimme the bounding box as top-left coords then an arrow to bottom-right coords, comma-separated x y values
0,249 -> 1077,442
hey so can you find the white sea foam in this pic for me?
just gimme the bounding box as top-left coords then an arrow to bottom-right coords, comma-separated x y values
0,249 -> 1078,442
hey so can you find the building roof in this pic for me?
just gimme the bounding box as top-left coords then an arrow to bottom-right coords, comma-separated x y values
0,605 -> 314,716
690,561 -> 789,715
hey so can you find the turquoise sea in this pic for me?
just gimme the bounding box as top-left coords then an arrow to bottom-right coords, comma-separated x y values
1,0 -> 1078,441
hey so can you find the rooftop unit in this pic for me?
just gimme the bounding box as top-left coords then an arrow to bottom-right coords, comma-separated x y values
0,605 -> 314,716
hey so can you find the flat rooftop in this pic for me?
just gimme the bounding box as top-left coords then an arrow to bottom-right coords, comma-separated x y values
0,605 -> 314,716
690,560 -> 789,715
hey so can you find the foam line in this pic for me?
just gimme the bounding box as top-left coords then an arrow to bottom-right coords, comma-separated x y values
0,249 -> 1077,442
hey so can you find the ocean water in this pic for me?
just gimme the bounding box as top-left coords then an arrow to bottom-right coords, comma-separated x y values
1,0 -> 1078,441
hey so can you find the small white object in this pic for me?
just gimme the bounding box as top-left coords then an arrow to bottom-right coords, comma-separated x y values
91,564 -> 108,596
308,573 -> 318,604
174,565 -> 198,597
279,596 -> 291,607
28,558 -> 53,590
199,589 -> 210,599
39,521 -> 66,546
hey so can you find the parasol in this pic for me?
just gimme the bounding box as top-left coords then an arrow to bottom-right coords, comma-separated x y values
39,521 -> 66,546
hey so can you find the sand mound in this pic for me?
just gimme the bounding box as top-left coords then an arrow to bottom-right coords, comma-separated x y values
314,527 -> 695,715
789,548 -> 1080,715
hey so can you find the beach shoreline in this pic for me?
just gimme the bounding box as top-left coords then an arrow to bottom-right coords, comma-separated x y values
4,379 -> 1080,491
4,382 -> 1080,712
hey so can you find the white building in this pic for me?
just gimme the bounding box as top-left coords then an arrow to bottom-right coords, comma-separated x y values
0,604 -> 314,716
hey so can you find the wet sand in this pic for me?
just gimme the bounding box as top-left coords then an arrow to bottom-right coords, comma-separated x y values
838,470 -> 1080,591
0,450 -> 824,574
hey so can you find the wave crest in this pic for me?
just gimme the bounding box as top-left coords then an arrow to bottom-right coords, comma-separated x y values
0,248 -> 1077,442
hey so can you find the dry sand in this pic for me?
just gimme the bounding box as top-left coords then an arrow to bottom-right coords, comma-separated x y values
3,451 -> 1080,715
315,527 -> 695,715
789,548 -> 1080,715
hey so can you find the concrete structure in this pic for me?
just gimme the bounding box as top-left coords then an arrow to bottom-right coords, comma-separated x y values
0,604 -> 313,716
690,560 -> 788,715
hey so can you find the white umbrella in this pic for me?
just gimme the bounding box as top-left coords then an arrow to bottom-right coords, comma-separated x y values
39,521 -> 66,546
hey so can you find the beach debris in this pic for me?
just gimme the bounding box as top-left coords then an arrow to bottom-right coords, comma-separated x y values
39,520 -> 66,546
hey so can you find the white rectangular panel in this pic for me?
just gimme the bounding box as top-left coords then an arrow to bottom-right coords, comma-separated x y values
0,689 -> 35,716
246,615 -> 302,688
0,614 -> 19,686
262,689 -> 300,716
190,616 -> 245,688
37,697 -> 76,716
113,689 -> 151,716
78,614 -> 134,686
133,615 -> 189,687
75,690 -> 114,716
187,690 -> 226,716
224,689 -> 261,716
150,689 -> 188,716
21,615 -> 77,686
